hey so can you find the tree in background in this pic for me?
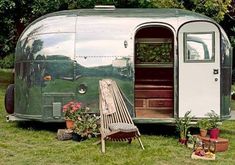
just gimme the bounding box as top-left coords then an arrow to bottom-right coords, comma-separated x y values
138,0 -> 183,8
183,0 -> 231,22
227,0 -> 235,48
0,54 -> 14,69
0,0 -> 16,58
0,0 -> 234,68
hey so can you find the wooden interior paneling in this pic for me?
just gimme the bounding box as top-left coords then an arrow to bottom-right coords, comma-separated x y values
148,99 -> 173,107
135,108 -> 173,118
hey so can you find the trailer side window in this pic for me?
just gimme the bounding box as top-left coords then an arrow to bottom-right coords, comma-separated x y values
184,33 -> 214,62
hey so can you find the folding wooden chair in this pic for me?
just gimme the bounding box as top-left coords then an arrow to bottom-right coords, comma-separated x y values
99,79 -> 144,153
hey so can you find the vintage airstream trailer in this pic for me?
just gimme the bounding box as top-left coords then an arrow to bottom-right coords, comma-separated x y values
4,8 -> 232,123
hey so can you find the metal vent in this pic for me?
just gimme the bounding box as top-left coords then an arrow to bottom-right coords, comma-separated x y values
94,5 -> 116,10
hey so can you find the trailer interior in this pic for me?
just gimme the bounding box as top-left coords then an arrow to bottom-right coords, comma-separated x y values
134,26 -> 174,118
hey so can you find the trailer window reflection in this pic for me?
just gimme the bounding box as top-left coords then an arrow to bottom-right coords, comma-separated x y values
17,33 -> 75,61
75,17 -> 133,67
184,33 -> 214,62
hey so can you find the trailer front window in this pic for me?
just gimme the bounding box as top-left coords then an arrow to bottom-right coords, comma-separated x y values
184,33 -> 215,62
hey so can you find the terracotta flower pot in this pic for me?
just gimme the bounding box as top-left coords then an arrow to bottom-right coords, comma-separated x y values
179,138 -> 187,145
65,120 -> 74,129
200,129 -> 207,137
210,128 -> 219,139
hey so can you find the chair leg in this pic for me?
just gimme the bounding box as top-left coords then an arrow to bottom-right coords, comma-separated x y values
128,138 -> 132,144
93,140 -> 101,145
101,137 -> 106,153
137,137 -> 145,150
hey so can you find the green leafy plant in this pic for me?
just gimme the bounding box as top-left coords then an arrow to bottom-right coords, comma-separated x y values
197,118 -> 210,130
206,110 -> 220,129
62,101 -> 83,121
187,132 -> 200,149
136,43 -> 172,63
175,111 -> 193,139
0,54 -> 14,69
73,113 -> 100,139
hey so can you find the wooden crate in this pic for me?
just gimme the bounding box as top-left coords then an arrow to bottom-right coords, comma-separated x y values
197,135 -> 229,152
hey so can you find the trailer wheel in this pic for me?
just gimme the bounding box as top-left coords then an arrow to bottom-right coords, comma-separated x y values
4,84 -> 14,114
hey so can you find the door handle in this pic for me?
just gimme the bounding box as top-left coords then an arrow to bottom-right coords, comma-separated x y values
213,69 -> 219,75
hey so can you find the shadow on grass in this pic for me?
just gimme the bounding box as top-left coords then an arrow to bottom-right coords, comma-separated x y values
15,122 -> 201,138
136,124 -> 199,138
16,121 -> 66,132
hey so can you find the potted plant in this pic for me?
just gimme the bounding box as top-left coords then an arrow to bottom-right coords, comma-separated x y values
73,112 -> 100,141
176,111 -> 193,144
197,118 -> 210,137
187,132 -> 199,149
63,101 -> 83,129
206,110 -> 220,139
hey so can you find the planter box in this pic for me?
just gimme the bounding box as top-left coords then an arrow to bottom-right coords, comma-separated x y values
197,135 -> 229,152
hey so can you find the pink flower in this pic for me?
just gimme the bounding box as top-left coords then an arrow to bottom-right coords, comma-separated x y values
63,100 -> 83,120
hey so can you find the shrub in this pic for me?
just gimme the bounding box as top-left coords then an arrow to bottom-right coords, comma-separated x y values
0,54 -> 14,69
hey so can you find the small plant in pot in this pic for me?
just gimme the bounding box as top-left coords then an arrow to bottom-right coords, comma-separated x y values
176,111 -> 193,145
187,132 -> 199,149
206,110 -> 220,139
197,118 -> 210,137
63,101 -> 83,129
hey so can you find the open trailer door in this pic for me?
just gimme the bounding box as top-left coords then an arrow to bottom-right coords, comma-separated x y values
178,21 -> 220,118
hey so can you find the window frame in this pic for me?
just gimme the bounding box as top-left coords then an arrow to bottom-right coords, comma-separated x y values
183,32 -> 215,63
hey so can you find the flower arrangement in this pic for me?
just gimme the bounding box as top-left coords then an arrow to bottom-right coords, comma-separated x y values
63,101 -> 83,121
63,101 -> 100,140
73,113 -> 100,139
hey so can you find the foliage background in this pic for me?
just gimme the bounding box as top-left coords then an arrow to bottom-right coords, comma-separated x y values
0,0 -> 234,68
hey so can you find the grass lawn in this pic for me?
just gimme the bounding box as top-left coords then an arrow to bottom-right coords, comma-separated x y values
0,70 -> 235,164
231,100 -> 235,111
231,85 -> 235,111
0,69 -> 13,84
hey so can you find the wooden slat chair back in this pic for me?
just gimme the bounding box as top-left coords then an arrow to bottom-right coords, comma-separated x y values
99,79 -> 144,153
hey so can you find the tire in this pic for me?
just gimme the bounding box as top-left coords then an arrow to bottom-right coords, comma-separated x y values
4,84 -> 14,114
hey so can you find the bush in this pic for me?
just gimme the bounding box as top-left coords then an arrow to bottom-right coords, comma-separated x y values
0,54 -> 14,69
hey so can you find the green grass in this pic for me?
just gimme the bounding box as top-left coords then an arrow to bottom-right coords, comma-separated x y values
1,72 -> 235,164
231,100 -> 235,111
0,69 -> 14,84
231,85 -> 235,111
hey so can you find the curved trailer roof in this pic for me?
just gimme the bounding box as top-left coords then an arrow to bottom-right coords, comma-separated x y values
19,8 -> 216,40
